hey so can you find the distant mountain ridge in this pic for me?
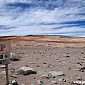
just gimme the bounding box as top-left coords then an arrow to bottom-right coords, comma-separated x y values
0,35 -> 85,44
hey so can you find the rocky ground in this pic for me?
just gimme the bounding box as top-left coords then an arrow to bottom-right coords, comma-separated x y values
0,36 -> 85,85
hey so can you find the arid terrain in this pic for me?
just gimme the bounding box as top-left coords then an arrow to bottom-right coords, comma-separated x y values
0,35 -> 85,85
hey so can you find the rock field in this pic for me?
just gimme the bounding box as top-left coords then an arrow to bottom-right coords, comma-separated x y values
0,36 -> 85,85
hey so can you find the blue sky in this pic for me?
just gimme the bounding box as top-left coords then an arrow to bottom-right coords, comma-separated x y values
0,0 -> 85,36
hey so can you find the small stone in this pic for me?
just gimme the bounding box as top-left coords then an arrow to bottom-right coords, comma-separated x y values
9,84 -> 12,85
47,56 -> 50,58
81,52 -> 84,54
36,65 -> 40,67
59,79 -> 62,82
59,79 -> 66,82
48,71 -> 65,78
72,81 -> 85,85
28,62 -> 35,64
41,74 -> 50,79
43,63 -> 46,64
37,58 -> 39,60
18,66 -> 37,75
0,65 -> 5,68
77,77 -> 82,80
10,68 -> 15,73
67,53 -> 69,54
15,72 -> 18,75
63,79 -> 66,82
34,77 -> 36,79
10,52 -> 20,61
20,52 -> 24,54
9,80 -> 12,85
12,80 -> 16,83
12,80 -> 19,85
11,75 -> 17,78
51,80 -> 58,84
77,62 -> 82,66
0,71 -> 6,75
68,67 -> 71,70
37,80 -> 43,85
79,67 -> 85,72
65,55 -> 70,58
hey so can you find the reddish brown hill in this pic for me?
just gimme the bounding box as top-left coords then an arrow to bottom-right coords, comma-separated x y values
0,35 -> 85,43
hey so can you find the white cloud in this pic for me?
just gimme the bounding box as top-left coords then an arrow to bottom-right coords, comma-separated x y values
0,0 -> 31,3
0,0 -> 85,36
9,7 -> 85,26
0,25 -> 85,36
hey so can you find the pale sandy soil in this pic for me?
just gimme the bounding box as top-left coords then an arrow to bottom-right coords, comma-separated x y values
0,36 -> 85,85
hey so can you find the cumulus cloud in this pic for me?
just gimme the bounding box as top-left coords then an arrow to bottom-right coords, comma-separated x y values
0,0 -> 85,36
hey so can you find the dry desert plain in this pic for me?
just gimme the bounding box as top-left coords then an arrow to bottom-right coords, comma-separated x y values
0,35 -> 85,85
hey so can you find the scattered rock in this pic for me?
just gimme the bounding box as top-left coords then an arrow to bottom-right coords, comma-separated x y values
34,77 -> 36,79
18,66 -> 37,75
59,79 -> 63,82
9,83 -> 12,85
77,77 -> 82,81
67,53 -> 69,54
20,52 -> 24,54
79,67 -> 85,72
9,80 -> 12,85
0,71 -> 6,75
59,78 -> 66,82
43,63 -> 46,64
12,80 -> 19,85
11,75 -> 17,78
63,79 -> 67,82
10,52 -> 20,61
28,62 -> 35,64
51,80 -> 58,84
41,74 -> 50,79
77,62 -> 82,66
36,65 -> 40,67
15,72 -> 18,75
81,58 -> 85,60
65,55 -> 70,58
81,52 -> 84,54
37,80 -> 43,85
48,71 -> 65,78
72,81 -> 85,85
10,68 -> 15,73
68,67 -> 71,70
9,80 -> 19,85
0,65 -> 5,68
46,56 -> 50,58
37,58 -> 39,60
